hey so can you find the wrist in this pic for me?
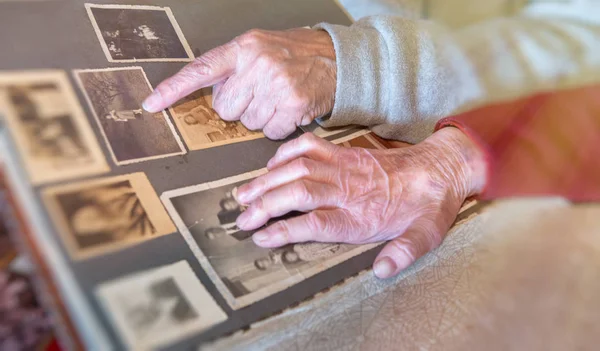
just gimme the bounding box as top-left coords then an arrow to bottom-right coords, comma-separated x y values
312,29 -> 336,61
426,127 -> 488,198
312,29 -> 337,116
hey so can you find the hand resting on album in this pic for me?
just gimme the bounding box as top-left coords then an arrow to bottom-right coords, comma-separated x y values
233,129 -> 487,279
142,28 -> 336,140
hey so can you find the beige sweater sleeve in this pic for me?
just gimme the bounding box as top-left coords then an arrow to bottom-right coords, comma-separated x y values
315,5 -> 600,143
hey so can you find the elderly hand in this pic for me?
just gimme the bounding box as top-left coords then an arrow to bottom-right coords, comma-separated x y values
142,28 -> 337,140
234,128 -> 487,279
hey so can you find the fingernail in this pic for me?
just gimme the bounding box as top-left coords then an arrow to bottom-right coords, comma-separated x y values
373,257 -> 397,279
142,90 -> 162,112
252,229 -> 286,247
252,231 -> 269,244
236,211 -> 251,229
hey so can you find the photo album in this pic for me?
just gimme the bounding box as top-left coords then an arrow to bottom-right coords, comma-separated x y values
0,1 -> 459,350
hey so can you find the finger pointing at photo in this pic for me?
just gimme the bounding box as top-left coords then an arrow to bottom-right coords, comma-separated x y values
143,28 -> 337,140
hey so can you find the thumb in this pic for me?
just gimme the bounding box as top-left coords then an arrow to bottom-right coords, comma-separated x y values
372,222 -> 444,279
143,41 -> 239,112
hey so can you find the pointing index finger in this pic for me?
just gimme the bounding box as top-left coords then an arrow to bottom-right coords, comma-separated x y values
142,41 -> 239,112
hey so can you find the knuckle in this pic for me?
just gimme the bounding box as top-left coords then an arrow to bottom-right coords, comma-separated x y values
272,220 -> 290,239
192,55 -> 211,68
248,177 -> 266,195
256,52 -> 279,68
291,157 -> 312,177
155,80 -> 179,99
287,89 -> 311,109
390,238 -> 419,263
298,132 -> 319,150
253,195 -> 266,212
306,211 -> 327,234
291,181 -> 312,204
272,69 -> 294,86
239,29 -> 266,44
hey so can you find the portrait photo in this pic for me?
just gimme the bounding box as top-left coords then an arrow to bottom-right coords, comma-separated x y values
170,88 -> 263,150
74,67 -> 186,165
161,170 -> 379,310
96,261 -> 227,350
85,4 -> 194,62
0,71 -> 108,184
43,173 -> 176,259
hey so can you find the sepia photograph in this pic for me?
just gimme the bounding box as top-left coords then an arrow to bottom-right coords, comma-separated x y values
169,88 -> 263,150
43,172 -> 176,259
74,67 -> 186,165
85,4 -> 194,62
161,170 -> 379,310
96,261 -> 227,350
0,71 -> 109,184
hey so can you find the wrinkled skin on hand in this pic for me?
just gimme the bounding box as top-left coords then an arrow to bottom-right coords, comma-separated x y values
235,128 -> 486,279
143,28 -> 337,140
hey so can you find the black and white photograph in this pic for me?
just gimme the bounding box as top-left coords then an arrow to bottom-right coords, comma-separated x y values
85,3 -> 194,62
96,261 -> 227,350
43,173 -> 176,259
0,71 -> 109,184
161,170 -> 379,310
74,67 -> 186,165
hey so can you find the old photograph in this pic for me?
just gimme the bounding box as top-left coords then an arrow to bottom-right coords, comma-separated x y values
43,172 -> 176,259
169,88 -> 263,150
85,4 -> 194,62
96,261 -> 227,350
74,67 -> 186,165
0,71 -> 109,184
161,170 -> 379,310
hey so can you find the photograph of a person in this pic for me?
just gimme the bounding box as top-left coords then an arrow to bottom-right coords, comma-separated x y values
85,4 -> 194,62
161,170 -> 379,310
43,172 -> 176,259
74,67 -> 186,165
0,71 -> 108,184
170,88 -> 263,150
96,261 -> 227,350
